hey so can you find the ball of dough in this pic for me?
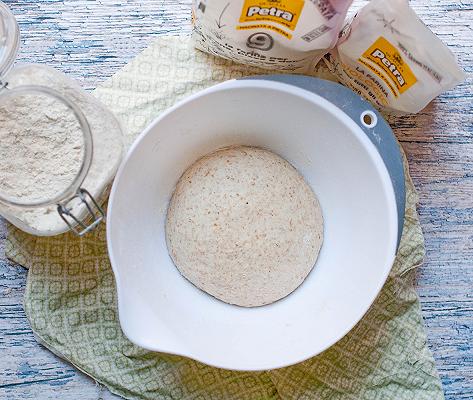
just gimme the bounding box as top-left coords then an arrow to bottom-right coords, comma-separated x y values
165,146 -> 323,307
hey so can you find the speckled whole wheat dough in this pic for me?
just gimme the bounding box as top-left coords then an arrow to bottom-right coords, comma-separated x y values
165,146 -> 324,307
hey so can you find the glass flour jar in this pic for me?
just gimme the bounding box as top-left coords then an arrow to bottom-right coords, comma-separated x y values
0,2 -> 123,236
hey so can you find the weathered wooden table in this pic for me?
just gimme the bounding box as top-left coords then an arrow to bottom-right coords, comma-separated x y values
0,1 -> 471,399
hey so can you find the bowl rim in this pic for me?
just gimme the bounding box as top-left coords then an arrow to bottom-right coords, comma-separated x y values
106,78 -> 399,371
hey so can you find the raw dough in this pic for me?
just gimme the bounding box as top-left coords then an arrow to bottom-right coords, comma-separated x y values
165,146 -> 323,307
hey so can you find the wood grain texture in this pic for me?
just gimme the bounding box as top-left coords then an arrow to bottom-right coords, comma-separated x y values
0,0 -> 471,399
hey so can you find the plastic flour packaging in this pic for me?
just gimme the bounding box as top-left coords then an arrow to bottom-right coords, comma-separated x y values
192,0 -> 353,73
324,0 -> 466,113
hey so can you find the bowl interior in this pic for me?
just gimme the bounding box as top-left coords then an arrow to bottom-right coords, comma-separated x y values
107,80 -> 397,370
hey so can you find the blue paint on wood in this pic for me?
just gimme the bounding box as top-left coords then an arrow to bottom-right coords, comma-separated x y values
17,361 -> 39,376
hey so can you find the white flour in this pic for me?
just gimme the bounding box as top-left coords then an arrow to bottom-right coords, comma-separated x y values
0,65 -> 123,235
0,93 -> 84,203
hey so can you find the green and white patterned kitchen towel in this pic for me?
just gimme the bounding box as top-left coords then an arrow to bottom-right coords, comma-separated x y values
6,36 -> 444,400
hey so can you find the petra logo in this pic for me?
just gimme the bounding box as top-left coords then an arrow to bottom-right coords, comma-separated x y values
247,6 -> 294,22
360,36 -> 417,95
239,0 -> 304,31
371,49 -> 406,86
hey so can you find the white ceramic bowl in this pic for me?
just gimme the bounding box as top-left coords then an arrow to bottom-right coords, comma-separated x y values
107,77 -> 400,371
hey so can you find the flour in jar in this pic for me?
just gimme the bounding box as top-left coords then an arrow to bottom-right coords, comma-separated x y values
0,65 -> 123,235
0,92 -> 84,204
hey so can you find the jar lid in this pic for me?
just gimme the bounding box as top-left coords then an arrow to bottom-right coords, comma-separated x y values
0,2 -> 19,79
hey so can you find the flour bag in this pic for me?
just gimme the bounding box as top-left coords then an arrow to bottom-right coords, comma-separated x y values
193,0 -> 353,73
324,0 -> 466,113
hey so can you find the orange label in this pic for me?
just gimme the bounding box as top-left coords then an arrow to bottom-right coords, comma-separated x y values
359,36 -> 417,95
239,0 -> 304,31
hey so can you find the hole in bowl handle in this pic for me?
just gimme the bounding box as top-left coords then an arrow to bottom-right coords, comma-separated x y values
360,110 -> 378,129
57,188 -> 104,236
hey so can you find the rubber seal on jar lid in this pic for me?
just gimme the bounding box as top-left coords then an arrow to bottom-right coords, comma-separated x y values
0,2 -> 20,81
